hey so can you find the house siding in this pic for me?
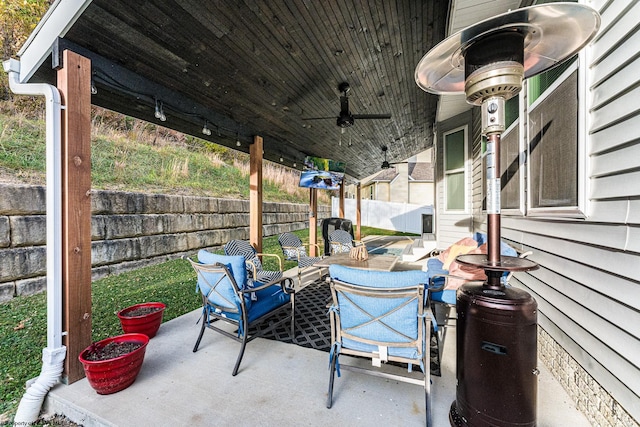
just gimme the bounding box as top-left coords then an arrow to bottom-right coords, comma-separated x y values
436,1 -> 640,424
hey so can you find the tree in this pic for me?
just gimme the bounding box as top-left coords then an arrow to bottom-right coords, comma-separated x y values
0,0 -> 51,100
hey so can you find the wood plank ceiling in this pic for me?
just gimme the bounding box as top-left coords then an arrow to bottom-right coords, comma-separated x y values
26,0 -> 449,181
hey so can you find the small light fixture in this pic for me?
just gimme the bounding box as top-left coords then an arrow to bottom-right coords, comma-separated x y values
279,157 -> 283,162
236,132 -> 241,146
293,162 -> 297,168
154,99 -> 166,122
202,120 -> 211,136
90,80 -> 97,95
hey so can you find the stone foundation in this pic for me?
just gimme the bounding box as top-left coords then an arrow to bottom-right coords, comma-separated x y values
539,328 -> 638,427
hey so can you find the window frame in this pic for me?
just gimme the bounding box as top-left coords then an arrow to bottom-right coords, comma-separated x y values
443,125 -> 469,213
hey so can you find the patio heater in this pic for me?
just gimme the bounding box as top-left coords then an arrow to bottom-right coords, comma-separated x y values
415,3 -> 600,426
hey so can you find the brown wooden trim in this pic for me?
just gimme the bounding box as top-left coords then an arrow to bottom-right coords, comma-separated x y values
309,188 -> 318,256
58,50 -> 92,383
356,183 -> 362,240
339,182 -> 345,217
250,135 -> 263,253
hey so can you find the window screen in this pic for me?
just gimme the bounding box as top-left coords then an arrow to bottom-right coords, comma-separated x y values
528,70 -> 578,208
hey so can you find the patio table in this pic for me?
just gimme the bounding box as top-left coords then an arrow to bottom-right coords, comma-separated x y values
312,252 -> 398,271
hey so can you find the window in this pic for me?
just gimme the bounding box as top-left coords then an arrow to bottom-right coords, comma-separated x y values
527,62 -> 581,214
444,127 -> 467,211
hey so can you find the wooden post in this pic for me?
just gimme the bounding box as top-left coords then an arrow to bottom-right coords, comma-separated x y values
309,188 -> 318,256
57,50 -> 92,383
355,183 -> 362,240
339,182 -> 345,217
249,135 -> 263,253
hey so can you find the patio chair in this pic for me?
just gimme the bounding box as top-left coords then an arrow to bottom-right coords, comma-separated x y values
277,232 -> 324,286
187,250 -> 295,376
327,264 -> 433,426
224,239 -> 284,287
328,229 -> 361,254
424,232 -> 529,370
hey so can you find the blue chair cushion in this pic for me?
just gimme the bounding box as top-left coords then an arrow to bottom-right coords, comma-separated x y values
328,265 -> 429,289
206,284 -> 290,323
425,257 -> 448,288
196,250 -> 250,311
430,289 -> 457,305
473,232 -> 518,257
328,265 -> 426,361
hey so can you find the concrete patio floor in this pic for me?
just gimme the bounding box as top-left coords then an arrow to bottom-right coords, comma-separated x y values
42,236 -> 592,426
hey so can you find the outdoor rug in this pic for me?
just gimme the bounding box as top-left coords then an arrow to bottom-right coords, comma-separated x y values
251,278 -> 441,375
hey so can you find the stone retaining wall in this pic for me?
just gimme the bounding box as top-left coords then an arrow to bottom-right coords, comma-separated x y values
0,184 -> 330,303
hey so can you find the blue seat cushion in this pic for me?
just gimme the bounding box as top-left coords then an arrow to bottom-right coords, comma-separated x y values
328,265 -> 428,288
425,257 -> 447,288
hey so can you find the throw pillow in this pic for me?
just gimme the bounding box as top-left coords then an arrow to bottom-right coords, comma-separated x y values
438,237 -> 478,270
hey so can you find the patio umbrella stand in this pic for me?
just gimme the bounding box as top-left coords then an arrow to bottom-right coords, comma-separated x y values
415,4 -> 600,426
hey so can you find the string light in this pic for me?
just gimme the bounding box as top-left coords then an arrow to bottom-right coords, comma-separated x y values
202,120 -> 211,136
154,99 -> 166,121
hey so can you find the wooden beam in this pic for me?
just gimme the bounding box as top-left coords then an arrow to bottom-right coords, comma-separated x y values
250,135 -> 263,252
309,188 -> 318,256
356,183 -> 362,240
58,50 -> 92,383
339,182 -> 345,217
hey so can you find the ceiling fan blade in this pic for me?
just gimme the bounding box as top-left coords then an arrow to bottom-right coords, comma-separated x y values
302,116 -> 337,120
352,113 -> 392,120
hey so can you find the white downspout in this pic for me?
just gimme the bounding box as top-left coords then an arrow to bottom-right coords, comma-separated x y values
4,58 -> 67,425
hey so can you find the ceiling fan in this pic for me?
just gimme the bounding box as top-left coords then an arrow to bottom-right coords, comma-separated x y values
303,82 -> 392,128
380,145 -> 411,169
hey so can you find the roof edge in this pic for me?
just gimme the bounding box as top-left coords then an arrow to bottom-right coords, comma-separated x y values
16,0 -> 92,83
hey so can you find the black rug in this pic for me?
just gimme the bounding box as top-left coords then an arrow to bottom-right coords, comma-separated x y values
252,279 -> 441,375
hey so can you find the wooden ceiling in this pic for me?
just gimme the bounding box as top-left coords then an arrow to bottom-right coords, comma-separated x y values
23,0 -> 449,180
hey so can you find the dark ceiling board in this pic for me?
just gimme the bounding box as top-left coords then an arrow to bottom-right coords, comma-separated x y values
25,0 -> 450,180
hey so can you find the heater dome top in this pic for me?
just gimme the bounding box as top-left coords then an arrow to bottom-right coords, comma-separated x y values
415,3 -> 600,96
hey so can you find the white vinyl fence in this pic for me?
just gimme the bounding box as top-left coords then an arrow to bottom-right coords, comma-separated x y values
331,197 -> 433,235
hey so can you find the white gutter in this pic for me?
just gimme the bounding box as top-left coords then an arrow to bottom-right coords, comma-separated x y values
4,58 -> 67,425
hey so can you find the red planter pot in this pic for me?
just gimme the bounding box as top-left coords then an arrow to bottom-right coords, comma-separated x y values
78,333 -> 149,395
117,302 -> 166,338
